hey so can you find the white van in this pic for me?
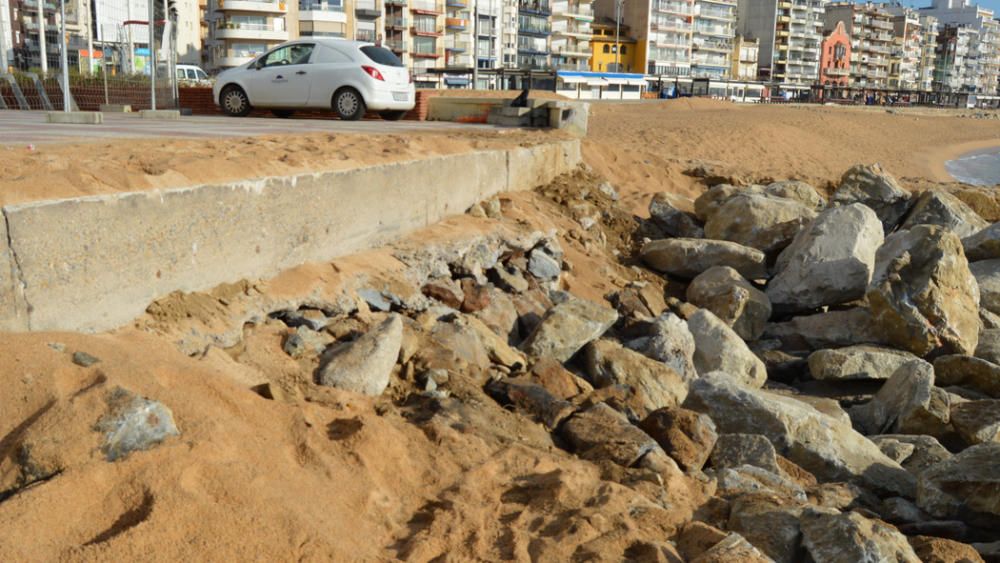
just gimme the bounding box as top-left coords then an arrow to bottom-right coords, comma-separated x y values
176,64 -> 212,86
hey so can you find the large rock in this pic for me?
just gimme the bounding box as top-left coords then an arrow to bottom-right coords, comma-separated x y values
727,496 -> 804,563
694,183 -> 745,222
799,509 -> 920,563
627,313 -> 698,382
971,259 -> 1000,316
917,443 -> 1000,523
871,434 -> 952,475
950,400 -> 1000,445
560,403 -> 660,467
704,193 -> 816,252
97,388 -> 180,462
975,328 -> 1000,365
963,221 -> 1000,262
520,297 -> 618,362
639,407 -> 717,472
848,360 -> 951,436
648,192 -> 704,238
689,532 -> 774,563
867,224 -> 981,357
900,190 -> 989,239
687,310 -> 768,388
908,536 -> 986,563
684,373 -> 916,497
933,354 -> 1000,398
687,266 -> 771,341
762,307 -> 886,351
710,433 -> 782,475
640,238 -> 768,280
766,180 -> 826,210
317,314 -> 403,396
767,204 -> 884,313
583,339 -> 688,417
808,345 -> 917,381
831,163 -> 912,231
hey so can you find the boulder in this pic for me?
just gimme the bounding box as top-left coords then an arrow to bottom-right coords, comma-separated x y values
870,434 -> 952,475
808,345 -> 917,381
559,403 -> 660,467
472,286 -> 520,344
676,522 -> 730,561
765,180 -> 826,210
640,238 -> 768,281
689,532 -> 774,563
527,247 -> 562,280
831,163 -> 912,231
283,325 -> 333,358
684,373 -> 916,497
963,221 -> 1000,262
900,190 -> 989,239
638,407 -> 718,472
971,259 -> 1000,316
686,266 -> 772,341
704,193 -> 817,252
687,310 -> 768,388
529,357 -> 593,400
583,339 -> 688,417
317,314 -> 403,396
908,536 -> 986,563
917,443 -> 1000,523
873,437 -> 916,464
974,328 -> 1000,365
867,224 -> 981,357
648,192 -> 704,238
484,378 -> 576,430
727,495 -> 805,563
627,313 -> 698,383
848,360 -> 951,436
799,509 -> 920,563
520,297 -> 618,362
710,433 -> 782,475
693,183 -> 745,223
950,400 -> 1000,445
881,497 -> 927,524
933,354 -> 1000,398
715,465 -> 808,502
767,204 -> 884,313
762,307 -> 886,351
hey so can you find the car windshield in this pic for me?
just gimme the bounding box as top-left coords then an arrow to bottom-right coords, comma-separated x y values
361,46 -> 403,67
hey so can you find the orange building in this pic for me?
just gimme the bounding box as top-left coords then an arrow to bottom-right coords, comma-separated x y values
820,21 -> 851,87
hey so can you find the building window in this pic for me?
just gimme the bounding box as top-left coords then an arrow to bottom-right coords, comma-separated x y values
603,44 -> 609,54
621,45 -> 627,55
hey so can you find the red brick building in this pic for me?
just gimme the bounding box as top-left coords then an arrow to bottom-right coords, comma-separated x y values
820,21 -> 851,86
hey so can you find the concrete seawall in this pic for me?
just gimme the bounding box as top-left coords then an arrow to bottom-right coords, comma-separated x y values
0,139 -> 581,333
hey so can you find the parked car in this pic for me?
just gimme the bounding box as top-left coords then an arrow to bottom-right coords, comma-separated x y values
177,64 -> 212,86
212,39 -> 415,121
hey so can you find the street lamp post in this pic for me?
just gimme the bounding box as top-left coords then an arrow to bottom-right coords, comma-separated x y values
613,0 -> 621,72
59,0 -> 69,111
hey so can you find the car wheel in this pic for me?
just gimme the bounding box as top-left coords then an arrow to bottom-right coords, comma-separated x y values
220,85 -> 251,117
379,110 -> 407,121
333,88 -> 366,121
271,109 -> 295,118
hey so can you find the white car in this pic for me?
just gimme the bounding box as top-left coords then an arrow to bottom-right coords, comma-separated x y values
212,38 -> 415,121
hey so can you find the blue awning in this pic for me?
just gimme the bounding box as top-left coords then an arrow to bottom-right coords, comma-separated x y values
444,76 -> 471,86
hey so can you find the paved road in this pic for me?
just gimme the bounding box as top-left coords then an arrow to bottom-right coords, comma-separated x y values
0,111 -> 495,145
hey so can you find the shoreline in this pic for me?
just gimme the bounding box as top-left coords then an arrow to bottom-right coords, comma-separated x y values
927,138 -> 1000,183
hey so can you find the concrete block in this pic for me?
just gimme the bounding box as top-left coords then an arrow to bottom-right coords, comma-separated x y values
487,114 -> 530,127
140,109 -> 181,120
547,101 -> 589,138
498,106 -> 533,117
99,104 -> 132,113
46,111 -> 103,124
427,97 -> 503,122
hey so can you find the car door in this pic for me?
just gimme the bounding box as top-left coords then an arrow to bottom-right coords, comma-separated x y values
306,43 -> 355,108
244,43 -> 315,107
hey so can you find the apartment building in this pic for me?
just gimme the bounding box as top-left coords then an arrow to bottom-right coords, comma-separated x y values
691,0 -> 735,79
819,19 -> 848,85
589,18 -> 637,72
934,23 -> 976,91
922,0 -> 1000,95
737,0 -> 825,88
516,0 -> 549,68
550,0 -> 592,71
885,7 -> 937,91
730,34 -> 758,79
13,0 -> 90,71
824,2 -> 893,89
206,0 -> 298,70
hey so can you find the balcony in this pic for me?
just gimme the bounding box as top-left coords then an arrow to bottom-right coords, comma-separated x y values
444,39 -> 470,52
410,0 -> 441,14
356,29 -> 377,42
552,42 -> 590,58
519,0 -> 551,16
824,67 -> 849,76
385,39 -> 407,52
385,17 -> 408,29
651,19 -> 692,33
216,0 -> 286,13
299,1 -> 347,22
411,25 -> 443,36
356,0 -> 381,18
655,1 -> 693,16
446,17 -> 467,30
551,1 -> 594,20
215,22 -> 289,40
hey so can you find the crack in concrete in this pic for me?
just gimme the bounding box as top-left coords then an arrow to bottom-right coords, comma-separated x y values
2,207 -> 32,330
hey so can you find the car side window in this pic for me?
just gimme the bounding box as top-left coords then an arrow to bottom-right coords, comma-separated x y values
263,44 -> 315,67
313,44 -> 351,64
187,69 -> 198,79
176,69 -> 185,79
196,69 -> 208,79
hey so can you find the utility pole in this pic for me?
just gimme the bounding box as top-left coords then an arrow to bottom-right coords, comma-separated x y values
613,0 -> 621,72
86,0 -> 93,74
472,0 -> 478,89
0,1 -> 9,71
38,1 -> 48,75
148,0 -> 155,109
59,0 -> 68,110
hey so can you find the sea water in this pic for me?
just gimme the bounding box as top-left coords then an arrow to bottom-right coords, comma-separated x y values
945,149 -> 1000,186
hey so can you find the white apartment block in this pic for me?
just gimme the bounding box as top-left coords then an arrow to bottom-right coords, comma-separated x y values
550,0 -> 593,71
886,7 -> 938,92
691,0 -> 736,79
921,0 -> 1000,94
738,0 -> 825,87
206,0 -> 297,69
